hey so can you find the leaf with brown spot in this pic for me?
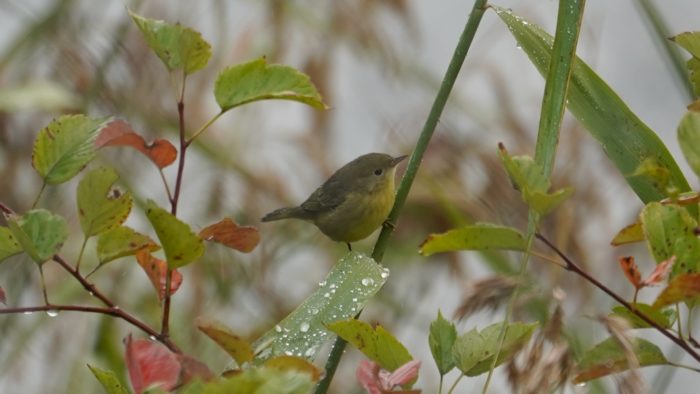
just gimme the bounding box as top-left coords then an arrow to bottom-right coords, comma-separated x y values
135,251 -> 183,301
618,256 -> 642,289
653,273 -> 700,308
199,218 -> 260,253
96,120 -> 177,169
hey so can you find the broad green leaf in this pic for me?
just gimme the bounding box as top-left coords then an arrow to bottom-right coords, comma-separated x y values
499,147 -> 572,215
214,58 -> 326,112
0,226 -> 22,262
678,110 -> 700,178
574,337 -> 668,383
77,167 -> 132,237
178,367 -> 313,394
129,10 -> 211,74
327,319 -> 413,372
611,222 -> 644,246
419,223 -> 527,256
87,364 -> 130,394
196,318 -> 253,366
253,252 -> 388,361
452,321 -> 536,376
672,32 -> 700,96
429,310 -> 457,375
463,321 -> 537,377
640,202 -> 700,274
96,226 -> 160,265
144,200 -> 204,269
6,209 -> 67,264
653,273 -> 700,308
494,7 -> 692,205
610,304 -> 675,329
32,114 -> 111,184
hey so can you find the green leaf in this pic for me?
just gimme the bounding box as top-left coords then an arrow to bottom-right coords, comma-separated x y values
610,304 -> 675,329
129,10 -> 211,74
32,114 -> 111,184
498,147 -> 572,215
327,319 -> 412,372
6,209 -> 67,264
419,223 -> 527,256
87,364 -> 130,394
96,226 -> 160,265
196,318 -> 254,366
640,202 -> 700,275
77,167 -> 132,237
144,200 -> 204,269
429,310 -> 457,375
574,337 -> 668,383
672,32 -> 700,96
494,7 -> 692,206
678,110 -> 700,178
179,367 -> 313,394
214,58 -> 326,112
0,226 -> 22,262
253,252 -> 388,361
452,321 -> 536,376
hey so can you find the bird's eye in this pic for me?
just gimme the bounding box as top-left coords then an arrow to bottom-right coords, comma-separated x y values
373,168 -> 383,176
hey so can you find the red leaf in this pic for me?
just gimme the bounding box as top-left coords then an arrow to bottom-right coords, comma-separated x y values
653,273 -> 700,308
125,334 -> 180,394
177,354 -> 215,385
618,256 -> 642,289
96,120 -> 177,169
199,218 -> 260,253
642,256 -> 675,287
0,286 -> 6,305
136,251 -> 183,301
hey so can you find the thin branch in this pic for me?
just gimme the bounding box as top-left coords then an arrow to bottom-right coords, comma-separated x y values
535,232 -> 700,364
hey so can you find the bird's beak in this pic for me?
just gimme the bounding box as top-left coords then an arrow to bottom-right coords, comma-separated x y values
391,155 -> 408,167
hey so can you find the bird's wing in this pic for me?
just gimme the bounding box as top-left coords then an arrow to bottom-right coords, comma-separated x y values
300,177 -> 347,213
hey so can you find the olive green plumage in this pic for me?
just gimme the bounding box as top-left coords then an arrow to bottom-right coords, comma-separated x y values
262,153 -> 406,248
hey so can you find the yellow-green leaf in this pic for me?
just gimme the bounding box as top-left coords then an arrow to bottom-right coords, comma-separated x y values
420,223 -> 527,256
129,10 -> 211,74
87,364 -> 130,394
144,200 -> 204,269
640,202 -> 700,275
214,58 -> 326,112
0,226 -> 22,263
610,304 -> 675,329
653,273 -> 700,309
96,226 -> 160,265
611,222 -> 644,246
32,114 -> 111,184
196,318 -> 253,366
327,319 -> 412,372
574,337 -> 667,383
77,167 -> 132,237
678,110 -> 700,178
6,209 -> 67,264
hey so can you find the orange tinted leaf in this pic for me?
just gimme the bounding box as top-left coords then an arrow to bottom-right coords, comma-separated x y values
199,218 -> 260,253
618,256 -> 642,289
653,273 -> 700,308
642,256 -> 675,287
177,354 -> 215,384
135,251 -> 183,301
96,120 -> 177,169
124,334 -> 180,394
264,355 -> 322,382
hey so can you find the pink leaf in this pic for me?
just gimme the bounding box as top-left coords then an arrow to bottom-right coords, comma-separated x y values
642,256 -> 675,287
356,359 -> 384,394
386,360 -> 421,388
125,334 -> 180,394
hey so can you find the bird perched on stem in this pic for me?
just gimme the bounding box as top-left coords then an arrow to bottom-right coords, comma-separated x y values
262,153 -> 407,250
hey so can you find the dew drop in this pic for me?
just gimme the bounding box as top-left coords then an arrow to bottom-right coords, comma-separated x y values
300,322 -> 310,332
361,278 -> 375,286
323,292 -> 331,298
23,311 -> 33,315
352,297 -> 358,302
574,382 -> 587,388
380,270 -> 389,279
149,335 -> 157,341
88,291 -> 95,297
310,308 -> 319,315
275,325 -> 282,332
46,309 -> 59,317
284,350 -> 293,356
304,347 -> 315,357
318,281 -> 327,287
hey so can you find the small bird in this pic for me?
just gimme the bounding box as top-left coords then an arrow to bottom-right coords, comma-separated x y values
262,153 -> 407,250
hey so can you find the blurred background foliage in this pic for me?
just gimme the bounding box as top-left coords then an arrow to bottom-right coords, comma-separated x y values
0,0 -> 699,393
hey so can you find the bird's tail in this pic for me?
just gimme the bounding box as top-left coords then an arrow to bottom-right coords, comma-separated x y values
261,207 -> 304,222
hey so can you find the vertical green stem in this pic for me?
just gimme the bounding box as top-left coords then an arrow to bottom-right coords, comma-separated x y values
38,265 -> 50,305
75,236 -> 89,273
314,1 -> 488,393
32,182 -> 47,209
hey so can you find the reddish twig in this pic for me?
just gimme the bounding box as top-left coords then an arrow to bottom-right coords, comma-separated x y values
535,232 -> 700,364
